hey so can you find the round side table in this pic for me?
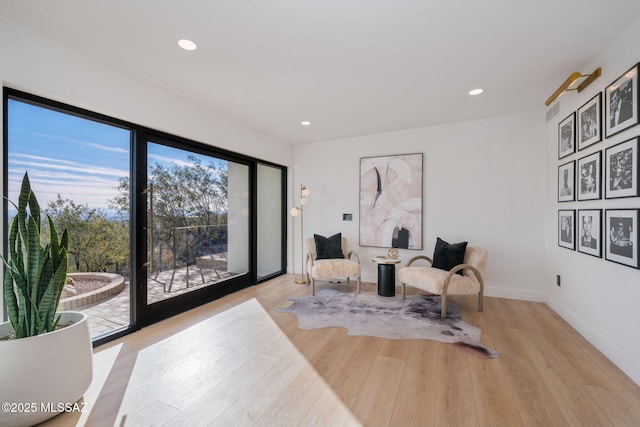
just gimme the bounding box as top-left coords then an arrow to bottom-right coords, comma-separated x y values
371,256 -> 401,297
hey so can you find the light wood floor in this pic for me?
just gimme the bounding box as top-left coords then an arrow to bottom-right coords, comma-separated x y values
42,274 -> 640,426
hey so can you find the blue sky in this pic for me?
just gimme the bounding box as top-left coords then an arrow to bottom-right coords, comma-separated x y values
7,99 -> 226,214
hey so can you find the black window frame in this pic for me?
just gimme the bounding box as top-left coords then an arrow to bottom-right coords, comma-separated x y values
3,87 -> 287,346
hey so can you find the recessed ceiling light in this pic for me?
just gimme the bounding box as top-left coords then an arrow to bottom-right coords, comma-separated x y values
469,88 -> 484,96
178,39 -> 197,51
300,121 -> 312,126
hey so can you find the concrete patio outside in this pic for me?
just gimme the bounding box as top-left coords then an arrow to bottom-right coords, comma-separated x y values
79,265 -> 234,337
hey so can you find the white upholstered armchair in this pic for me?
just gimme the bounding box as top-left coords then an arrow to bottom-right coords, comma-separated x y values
398,245 -> 488,318
306,234 -> 361,295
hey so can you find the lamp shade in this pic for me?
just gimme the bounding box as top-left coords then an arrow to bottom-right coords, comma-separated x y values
290,206 -> 300,217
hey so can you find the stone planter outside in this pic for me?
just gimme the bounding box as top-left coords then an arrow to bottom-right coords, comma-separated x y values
60,272 -> 125,310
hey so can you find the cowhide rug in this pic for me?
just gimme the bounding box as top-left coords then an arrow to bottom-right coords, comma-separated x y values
278,288 -> 498,359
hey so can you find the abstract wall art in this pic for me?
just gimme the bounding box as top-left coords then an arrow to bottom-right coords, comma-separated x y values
359,153 -> 423,249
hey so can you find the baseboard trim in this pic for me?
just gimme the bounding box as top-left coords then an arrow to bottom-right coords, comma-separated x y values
547,299 -> 640,387
484,286 -> 545,302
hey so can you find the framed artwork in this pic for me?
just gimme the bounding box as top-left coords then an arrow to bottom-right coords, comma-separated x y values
577,151 -> 601,201
558,112 -> 576,159
359,153 -> 423,249
605,209 -> 639,268
558,161 -> 575,202
558,210 -> 576,250
577,209 -> 602,258
605,137 -> 639,199
577,93 -> 602,150
605,63 -> 639,138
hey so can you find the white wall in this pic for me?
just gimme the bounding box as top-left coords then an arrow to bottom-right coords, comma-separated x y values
0,17 -> 291,165
292,111 -> 546,301
544,15 -> 640,386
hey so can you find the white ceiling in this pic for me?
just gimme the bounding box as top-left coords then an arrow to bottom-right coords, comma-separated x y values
2,1 -> 640,145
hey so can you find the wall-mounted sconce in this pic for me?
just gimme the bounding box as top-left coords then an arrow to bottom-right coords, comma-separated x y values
545,67 -> 602,106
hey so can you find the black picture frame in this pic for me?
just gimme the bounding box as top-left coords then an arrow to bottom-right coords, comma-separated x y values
577,151 -> 601,201
577,93 -> 602,150
558,161 -> 575,202
605,137 -> 639,199
558,210 -> 576,250
605,63 -> 639,138
558,112 -> 576,159
605,209 -> 639,268
577,209 -> 602,258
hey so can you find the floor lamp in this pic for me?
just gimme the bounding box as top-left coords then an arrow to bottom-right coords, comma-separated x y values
290,184 -> 310,284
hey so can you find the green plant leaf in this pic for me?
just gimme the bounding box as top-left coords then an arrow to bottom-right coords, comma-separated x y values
3,172 -> 69,338
9,266 -> 29,339
3,261 -> 20,334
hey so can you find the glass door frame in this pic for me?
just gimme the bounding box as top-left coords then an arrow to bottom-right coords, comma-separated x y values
3,87 -> 288,343
3,88 -> 139,346
256,161 -> 288,284
134,130 -> 279,327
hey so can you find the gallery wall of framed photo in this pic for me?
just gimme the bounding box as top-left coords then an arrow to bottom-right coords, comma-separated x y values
557,62 -> 640,269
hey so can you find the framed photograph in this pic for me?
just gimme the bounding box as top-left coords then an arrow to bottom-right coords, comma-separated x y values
605,137 -> 639,199
605,63 -> 639,138
577,93 -> 602,150
577,151 -> 601,201
578,209 -> 602,258
558,161 -> 575,202
605,209 -> 639,268
359,153 -> 423,249
558,112 -> 576,159
558,210 -> 576,250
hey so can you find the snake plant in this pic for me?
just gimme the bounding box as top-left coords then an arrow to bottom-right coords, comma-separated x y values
2,172 -> 69,339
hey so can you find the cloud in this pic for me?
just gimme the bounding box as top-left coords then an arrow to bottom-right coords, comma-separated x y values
30,132 -> 128,154
85,142 -> 129,153
148,153 -> 194,167
10,158 -> 127,178
8,155 -> 127,210
12,153 -> 77,165
7,178 -> 122,211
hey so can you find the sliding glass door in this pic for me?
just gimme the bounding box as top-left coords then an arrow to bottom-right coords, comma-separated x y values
136,133 -> 253,325
4,88 -> 286,340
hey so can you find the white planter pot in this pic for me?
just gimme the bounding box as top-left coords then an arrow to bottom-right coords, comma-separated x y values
0,311 -> 93,427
